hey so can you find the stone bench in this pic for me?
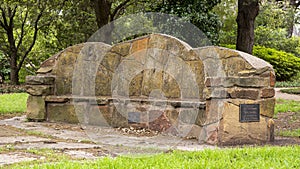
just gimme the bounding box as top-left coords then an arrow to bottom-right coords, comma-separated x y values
26,34 -> 275,145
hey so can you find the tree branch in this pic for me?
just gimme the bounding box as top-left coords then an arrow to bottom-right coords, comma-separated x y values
17,9 -> 28,51
8,5 -> 17,29
18,9 -> 44,70
0,6 -> 8,30
111,0 -> 131,20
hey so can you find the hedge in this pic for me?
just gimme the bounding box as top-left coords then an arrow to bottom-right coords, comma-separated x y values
222,44 -> 300,81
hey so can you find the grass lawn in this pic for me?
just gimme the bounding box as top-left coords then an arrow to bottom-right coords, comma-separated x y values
275,99 -> 300,115
12,146 -> 300,169
276,72 -> 300,87
280,88 -> 300,95
277,129 -> 300,137
0,93 -> 28,114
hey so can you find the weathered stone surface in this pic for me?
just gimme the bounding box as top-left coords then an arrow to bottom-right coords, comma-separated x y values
201,100 -> 223,126
149,110 -> 171,132
37,67 -> 53,73
55,77 -> 72,95
199,122 -> 219,144
129,72 -> 143,96
130,37 -> 149,54
95,65 -> 113,96
26,76 -> 55,85
165,109 -> 179,125
178,108 -> 199,124
178,124 -> 202,139
27,96 -> 45,120
261,88 -> 275,98
270,72 -> 276,87
259,98 -> 275,118
101,52 -> 121,72
205,77 -> 269,88
26,34 -> 276,146
205,88 -> 230,99
26,85 -> 53,96
141,69 -> 163,96
111,42 -> 131,56
229,98 -> 275,118
229,88 -> 259,100
186,60 -> 205,99
162,73 -> 181,98
86,105 -> 112,126
44,96 -> 70,103
218,101 -> 269,145
47,104 -> 78,123
111,104 -> 129,128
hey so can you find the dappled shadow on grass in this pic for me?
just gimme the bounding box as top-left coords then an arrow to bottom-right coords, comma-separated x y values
0,84 -> 26,94
280,88 -> 300,95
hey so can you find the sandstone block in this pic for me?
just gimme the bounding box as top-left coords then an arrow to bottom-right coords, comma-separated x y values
270,72 -> 276,87
26,96 -> 45,121
201,100 -> 223,125
26,76 -> 55,85
261,88 -> 275,98
86,105 -> 112,126
218,101 -> 269,145
130,37 -> 149,54
178,108 -> 199,124
111,42 -> 131,56
259,98 -> 275,118
178,124 -> 202,139
229,88 -> 259,100
47,104 -> 78,123
26,85 -> 53,96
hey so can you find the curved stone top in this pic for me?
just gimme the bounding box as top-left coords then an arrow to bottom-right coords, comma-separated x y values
32,33 -> 274,99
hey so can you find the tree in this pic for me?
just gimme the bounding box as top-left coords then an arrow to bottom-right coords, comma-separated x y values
154,0 -> 222,45
89,0 -> 157,43
0,1 -> 62,84
213,0 -> 238,44
236,0 -> 259,54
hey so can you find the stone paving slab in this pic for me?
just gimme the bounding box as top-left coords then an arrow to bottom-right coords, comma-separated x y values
0,116 -> 91,142
64,150 -> 96,159
0,136 -> 51,144
0,152 -> 42,166
14,142 -> 101,150
0,125 -> 22,137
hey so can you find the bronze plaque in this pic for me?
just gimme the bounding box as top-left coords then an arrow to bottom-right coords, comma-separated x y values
239,104 -> 260,122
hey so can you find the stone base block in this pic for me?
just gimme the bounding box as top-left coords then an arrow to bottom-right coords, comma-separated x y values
26,96 -> 46,121
47,104 -> 78,123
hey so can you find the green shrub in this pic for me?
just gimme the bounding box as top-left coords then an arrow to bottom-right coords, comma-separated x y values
222,44 -> 300,81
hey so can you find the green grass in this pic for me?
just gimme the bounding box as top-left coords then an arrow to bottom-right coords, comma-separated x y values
275,99 -> 300,115
280,88 -> 300,95
11,146 -> 300,169
0,93 -> 28,114
276,81 -> 300,87
277,129 -> 300,137
276,72 -> 300,87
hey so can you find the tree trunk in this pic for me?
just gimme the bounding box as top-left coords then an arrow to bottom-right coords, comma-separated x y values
6,23 -> 20,85
91,0 -> 111,28
236,0 -> 259,54
90,0 -> 113,43
9,53 -> 19,85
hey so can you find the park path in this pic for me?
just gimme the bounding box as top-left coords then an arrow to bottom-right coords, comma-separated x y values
275,88 -> 300,101
0,116 -> 215,166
